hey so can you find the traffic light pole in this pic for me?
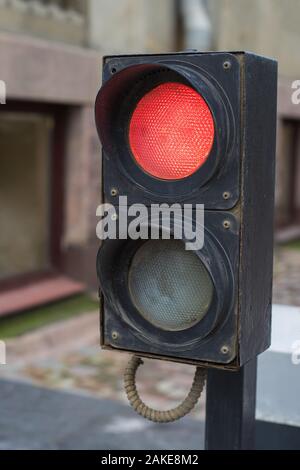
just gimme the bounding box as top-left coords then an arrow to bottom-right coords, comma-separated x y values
205,358 -> 257,450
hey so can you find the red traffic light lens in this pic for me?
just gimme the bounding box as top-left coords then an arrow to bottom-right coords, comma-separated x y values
129,82 -> 214,180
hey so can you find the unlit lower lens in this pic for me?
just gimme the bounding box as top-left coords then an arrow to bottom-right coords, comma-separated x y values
128,240 -> 214,331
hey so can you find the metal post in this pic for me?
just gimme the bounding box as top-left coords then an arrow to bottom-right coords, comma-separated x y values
205,358 -> 257,450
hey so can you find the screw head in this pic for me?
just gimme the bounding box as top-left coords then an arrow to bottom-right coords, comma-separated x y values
110,188 -> 118,197
221,345 -> 229,355
223,191 -> 230,200
223,60 -> 231,70
111,331 -> 119,340
111,213 -> 118,221
223,220 -> 231,229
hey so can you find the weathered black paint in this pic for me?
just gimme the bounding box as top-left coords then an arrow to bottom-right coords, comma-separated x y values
95,51 -> 278,370
205,358 -> 257,449
238,54 -> 278,364
98,211 -> 239,365
96,52 -> 240,209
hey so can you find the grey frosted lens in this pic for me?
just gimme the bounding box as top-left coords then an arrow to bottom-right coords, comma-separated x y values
128,240 -> 214,331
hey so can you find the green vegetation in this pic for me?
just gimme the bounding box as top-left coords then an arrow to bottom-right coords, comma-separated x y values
0,294 -> 98,339
284,239 -> 300,251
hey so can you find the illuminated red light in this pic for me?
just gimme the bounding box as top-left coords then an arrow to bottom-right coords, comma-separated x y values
128,82 -> 215,180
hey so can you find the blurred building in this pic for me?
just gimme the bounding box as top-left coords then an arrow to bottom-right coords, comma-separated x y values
0,0 -> 299,317
0,0 -> 175,316
206,0 -> 300,229
180,0 -> 300,229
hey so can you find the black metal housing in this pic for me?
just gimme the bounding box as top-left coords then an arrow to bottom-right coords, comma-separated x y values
95,52 -> 240,209
97,211 -> 239,364
95,51 -> 278,370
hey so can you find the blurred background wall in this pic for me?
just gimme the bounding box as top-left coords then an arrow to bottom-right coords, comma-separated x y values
0,0 -> 299,317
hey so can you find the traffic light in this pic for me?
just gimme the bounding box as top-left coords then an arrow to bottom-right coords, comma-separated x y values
95,52 -> 277,370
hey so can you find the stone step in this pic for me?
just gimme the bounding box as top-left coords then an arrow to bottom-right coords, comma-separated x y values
0,275 -> 85,317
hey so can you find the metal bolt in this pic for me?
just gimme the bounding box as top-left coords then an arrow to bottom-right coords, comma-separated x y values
111,331 -> 119,340
223,61 -> 231,70
221,345 -> 229,355
110,188 -> 118,197
223,220 -> 231,229
111,213 -> 118,221
223,191 -> 230,200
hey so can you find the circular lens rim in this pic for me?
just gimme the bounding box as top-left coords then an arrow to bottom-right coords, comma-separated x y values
95,60 -> 235,202
128,239 -> 214,331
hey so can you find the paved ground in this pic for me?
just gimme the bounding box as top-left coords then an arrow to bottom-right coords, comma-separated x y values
0,378 -> 205,450
0,245 -> 299,450
273,246 -> 300,306
1,339 -> 206,420
1,351 -> 300,450
0,245 -> 299,420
